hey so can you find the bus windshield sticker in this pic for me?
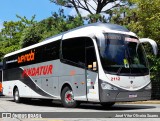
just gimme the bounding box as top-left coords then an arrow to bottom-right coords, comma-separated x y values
88,65 -> 92,69
123,59 -> 129,68
105,34 -> 122,40
93,62 -> 97,71
125,37 -> 139,43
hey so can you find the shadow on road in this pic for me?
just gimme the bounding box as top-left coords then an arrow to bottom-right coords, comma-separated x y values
9,98 -> 64,108
78,103 -> 156,111
5,97 -> 156,111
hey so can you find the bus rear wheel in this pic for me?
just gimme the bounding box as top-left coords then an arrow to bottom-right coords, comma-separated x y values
13,88 -> 21,103
61,86 -> 79,108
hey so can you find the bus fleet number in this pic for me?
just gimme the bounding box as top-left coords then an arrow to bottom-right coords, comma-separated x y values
111,77 -> 120,81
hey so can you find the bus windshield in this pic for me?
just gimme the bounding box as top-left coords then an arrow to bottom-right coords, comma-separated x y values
100,33 -> 149,75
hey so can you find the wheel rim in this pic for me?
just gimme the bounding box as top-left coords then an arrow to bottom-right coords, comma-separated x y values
15,91 -> 19,101
65,90 -> 74,104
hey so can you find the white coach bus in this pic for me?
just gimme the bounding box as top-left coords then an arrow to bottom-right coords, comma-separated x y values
2,23 -> 158,108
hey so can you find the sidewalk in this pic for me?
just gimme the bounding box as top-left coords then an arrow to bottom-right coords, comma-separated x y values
118,100 -> 160,104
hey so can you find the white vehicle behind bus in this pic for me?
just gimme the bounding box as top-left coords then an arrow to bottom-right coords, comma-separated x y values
2,23 -> 158,108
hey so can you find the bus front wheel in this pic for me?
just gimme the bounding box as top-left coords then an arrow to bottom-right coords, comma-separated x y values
13,88 -> 21,103
61,86 -> 79,108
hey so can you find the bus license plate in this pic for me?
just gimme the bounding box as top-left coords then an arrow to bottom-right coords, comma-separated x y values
129,94 -> 137,98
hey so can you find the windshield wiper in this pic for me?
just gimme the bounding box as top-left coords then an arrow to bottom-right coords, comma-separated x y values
116,66 -> 123,75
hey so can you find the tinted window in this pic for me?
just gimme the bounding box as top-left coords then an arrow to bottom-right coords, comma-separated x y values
62,37 -> 86,67
4,46 -> 42,69
62,37 -> 97,69
85,39 -> 97,71
42,40 -> 60,61
4,40 -> 60,69
86,47 -> 97,68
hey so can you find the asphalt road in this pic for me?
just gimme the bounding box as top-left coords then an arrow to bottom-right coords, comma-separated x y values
0,96 -> 160,121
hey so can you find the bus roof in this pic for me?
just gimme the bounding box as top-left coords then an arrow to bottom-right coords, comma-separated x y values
4,23 -> 130,58
80,23 -> 130,32
44,23 -> 130,40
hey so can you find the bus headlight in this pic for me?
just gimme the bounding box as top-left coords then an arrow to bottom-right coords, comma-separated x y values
145,83 -> 152,90
101,83 -> 118,90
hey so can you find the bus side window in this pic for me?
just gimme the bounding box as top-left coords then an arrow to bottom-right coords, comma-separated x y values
42,40 -> 60,62
62,38 -> 85,67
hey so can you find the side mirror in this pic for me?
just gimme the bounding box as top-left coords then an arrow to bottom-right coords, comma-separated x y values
139,38 -> 158,55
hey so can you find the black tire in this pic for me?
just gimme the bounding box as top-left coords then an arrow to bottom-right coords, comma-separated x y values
101,102 -> 115,108
61,86 -> 79,108
13,88 -> 21,103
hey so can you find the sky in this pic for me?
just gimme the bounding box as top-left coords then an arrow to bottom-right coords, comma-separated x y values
0,0 -> 115,31
0,0 -> 70,31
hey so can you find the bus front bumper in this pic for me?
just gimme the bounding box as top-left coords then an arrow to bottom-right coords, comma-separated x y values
99,90 -> 151,102
99,80 -> 151,102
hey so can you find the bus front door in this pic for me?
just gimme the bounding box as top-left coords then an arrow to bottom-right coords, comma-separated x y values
86,46 -> 99,102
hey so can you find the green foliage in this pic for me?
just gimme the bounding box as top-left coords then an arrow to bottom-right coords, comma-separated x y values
86,14 -> 107,23
0,40 -> 19,61
20,25 -> 42,48
0,34 -> 5,41
37,9 -> 84,40
128,0 -> 160,40
0,10 -> 84,61
0,15 -> 38,60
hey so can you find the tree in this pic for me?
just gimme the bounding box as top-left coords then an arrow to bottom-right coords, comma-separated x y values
0,15 -> 38,60
0,33 -> 5,41
20,25 -> 42,48
125,0 -> 160,56
1,15 -> 37,45
19,9 -> 84,48
50,0 -> 130,22
37,9 -> 84,40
